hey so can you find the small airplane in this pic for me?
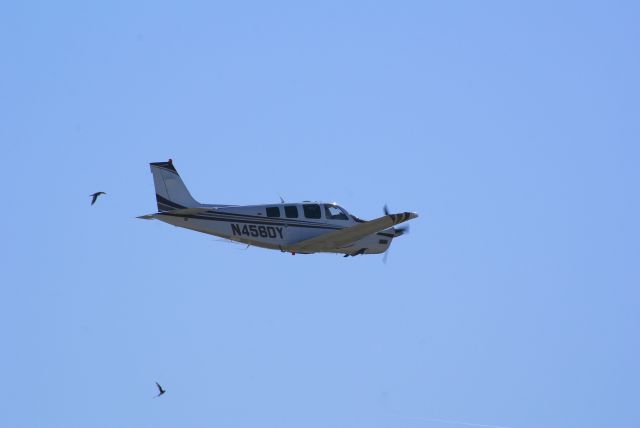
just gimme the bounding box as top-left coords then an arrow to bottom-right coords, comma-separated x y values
138,160 -> 418,257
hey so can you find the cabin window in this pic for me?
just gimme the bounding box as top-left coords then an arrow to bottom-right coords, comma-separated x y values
266,207 -> 280,217
324,204 -> 349,220
284,205 -> 298,218
303,204 -> 321,219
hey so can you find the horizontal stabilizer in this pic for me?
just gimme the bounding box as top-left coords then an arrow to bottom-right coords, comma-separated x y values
137,207 -> 216,220
160,207 -> 214,216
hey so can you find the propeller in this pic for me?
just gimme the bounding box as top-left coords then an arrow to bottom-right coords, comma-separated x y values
381,203 -> 412,263
394,225 -> 410,237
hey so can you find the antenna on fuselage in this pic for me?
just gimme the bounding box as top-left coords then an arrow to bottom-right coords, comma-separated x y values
279,195 -> 285,203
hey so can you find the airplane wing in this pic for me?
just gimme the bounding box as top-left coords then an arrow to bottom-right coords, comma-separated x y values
286,212 -> 418,253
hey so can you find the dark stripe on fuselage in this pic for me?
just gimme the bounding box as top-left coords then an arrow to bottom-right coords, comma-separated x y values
162,212 -> 347,231
207,210 -> 339,227
196,211 -> 345,229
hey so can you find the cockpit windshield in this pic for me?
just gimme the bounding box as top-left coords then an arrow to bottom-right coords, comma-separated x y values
324,204 -> 349,220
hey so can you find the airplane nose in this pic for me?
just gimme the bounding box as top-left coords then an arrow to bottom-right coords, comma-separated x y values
407,212 -> 418,220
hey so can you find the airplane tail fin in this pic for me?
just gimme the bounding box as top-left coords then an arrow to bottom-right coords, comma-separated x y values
150,160 -> 201,211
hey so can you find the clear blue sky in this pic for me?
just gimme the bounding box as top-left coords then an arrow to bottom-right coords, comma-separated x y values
1,1 -> 639,427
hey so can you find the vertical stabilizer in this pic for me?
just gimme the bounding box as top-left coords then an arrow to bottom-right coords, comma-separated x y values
150,160 -> 200,211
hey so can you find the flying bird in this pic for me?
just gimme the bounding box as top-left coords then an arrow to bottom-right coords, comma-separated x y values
90,192 -> 106,205
154,382 -> 166,398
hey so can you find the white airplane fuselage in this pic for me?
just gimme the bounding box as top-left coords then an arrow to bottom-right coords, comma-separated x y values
154,203 -> 394,255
